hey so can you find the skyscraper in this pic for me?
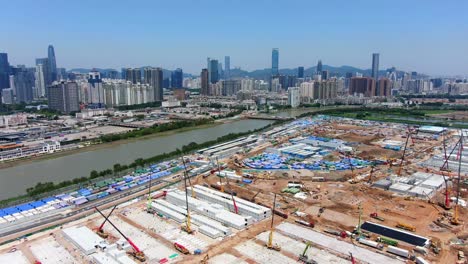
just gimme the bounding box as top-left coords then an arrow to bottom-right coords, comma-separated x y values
321,70 -> 329,80
316,60 -> 323,74
0,53 -> 9,90
88,71 -> 104,107
35,64 -> 47,98
372,53 -> 379,80
224,56 -> 230,80
201,68 -> 209,96
171,68 -> 183,88
36,57 -> 51,88
13,67 -> 35,103
298,67 -> 304,78
349,77 -> 375,97
125,68 -> 141,84
47,81 -> 80,113
48,45 -> 57,82
209,60 -> 219,84
271,48 -> 279,75
150,68 -> 164,102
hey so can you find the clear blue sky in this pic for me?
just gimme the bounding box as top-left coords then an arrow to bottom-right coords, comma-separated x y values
1,0 -> 467,76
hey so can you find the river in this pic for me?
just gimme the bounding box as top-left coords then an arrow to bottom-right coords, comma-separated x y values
0,108 -> 323,200
0,119 -> 276,200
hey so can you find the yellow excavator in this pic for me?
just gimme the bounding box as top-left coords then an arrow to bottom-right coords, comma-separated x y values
266,193 -> 281,251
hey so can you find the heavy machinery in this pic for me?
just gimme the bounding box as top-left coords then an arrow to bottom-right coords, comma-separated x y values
250,189 -> 261,202
217,157 -> 239,214
317,207 -> 325,217
396,222 -> 416,232
355,203 -> 363,237
266,193 -> 281,251
174,242 -> 190,254
370,212 -> 385,222
215,157 -> 225,193
94,207 -> 146,262
200,254 -> 210,264
451,132 -> 463,225
181,156 -> 196,198
397,126 -> 414,176
298,242 -> 317,264
181,158 -> 194,234
95,205 -> 117,238
349,252 -> 356,264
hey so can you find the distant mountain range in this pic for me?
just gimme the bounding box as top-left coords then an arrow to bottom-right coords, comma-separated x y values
69,65 -> 409,79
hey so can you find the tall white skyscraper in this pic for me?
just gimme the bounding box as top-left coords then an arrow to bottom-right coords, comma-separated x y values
288,87 -> 300,108
35,64 -> 46,98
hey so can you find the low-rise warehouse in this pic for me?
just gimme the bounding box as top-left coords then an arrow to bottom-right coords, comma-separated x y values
62,226 -> 105,255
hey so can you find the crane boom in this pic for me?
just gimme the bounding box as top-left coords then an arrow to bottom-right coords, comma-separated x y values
181,156 -> 193,233
98,205 -> 117,231
397,126 -> 412,176
94,207 -> 141,253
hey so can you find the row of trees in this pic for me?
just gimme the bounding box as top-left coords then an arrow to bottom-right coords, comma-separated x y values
100,118 -> 213,142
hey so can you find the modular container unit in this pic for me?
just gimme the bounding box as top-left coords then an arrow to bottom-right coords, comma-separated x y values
198,225 -> 222,239
357,238 -> 383,249
415,256 -> 430,264
151,202 -> 186,223
192,185 -> 271,220
153,199 -> 187,215
387,246 -> 410,258
191,214 -> 231,235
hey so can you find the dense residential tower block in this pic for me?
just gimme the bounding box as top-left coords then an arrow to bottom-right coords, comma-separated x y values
47,81 -> 80,113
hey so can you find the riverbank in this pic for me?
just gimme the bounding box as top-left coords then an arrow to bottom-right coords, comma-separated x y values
0,121 -> 222,170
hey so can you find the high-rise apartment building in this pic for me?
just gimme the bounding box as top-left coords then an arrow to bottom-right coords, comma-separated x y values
349,77 -> 375,97
298,66 -> 304,78
13,67 -> 35,103
377,78 -> 391,97
271,48 -> 279,75
321,70 -> 329,80
125,68 -> 141,84
36,58 -> 50,86
371,53 -> 379,80
171,68 -> 183,88
47,81 -> 80,113
88,71 -> 104,106
35,64 -> 47,98
221,80 -> 241,96
0,53 -> 10,89
201,68 -> 209,96
288,87 -> 300,108
149,67 -> 164,102
48,45 -> 57,82
209,60 -> 219,84
224,56 -> 230,80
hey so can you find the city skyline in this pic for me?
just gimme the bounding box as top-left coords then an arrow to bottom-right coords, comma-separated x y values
1,0 -> 468,76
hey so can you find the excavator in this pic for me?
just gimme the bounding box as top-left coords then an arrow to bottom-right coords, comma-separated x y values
200,254 -> 210,264
95,207 -> 146,262
95,205 -> 117,238
298,242 -> 317,264
266,193 -> 281,251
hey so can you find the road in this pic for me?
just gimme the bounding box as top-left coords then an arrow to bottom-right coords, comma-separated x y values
0,166 -> 208,245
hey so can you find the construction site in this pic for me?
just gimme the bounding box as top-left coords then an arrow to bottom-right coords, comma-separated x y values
0,115 -> 466,264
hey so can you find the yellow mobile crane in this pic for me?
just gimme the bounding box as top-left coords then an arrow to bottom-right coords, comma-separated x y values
266,193 -> 281,251
181,157 -> 194,234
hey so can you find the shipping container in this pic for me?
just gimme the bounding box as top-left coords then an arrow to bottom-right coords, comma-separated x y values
415,256 -> 430,264
357,238 -> 383,249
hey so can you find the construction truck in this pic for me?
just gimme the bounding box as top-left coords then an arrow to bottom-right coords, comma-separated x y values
174,242 -> 190,254
370,212 -> 385,221
396,222 -> 416,232
95,205 -> 117,238
95,207 -> 146,262
298,242 -> 317,264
